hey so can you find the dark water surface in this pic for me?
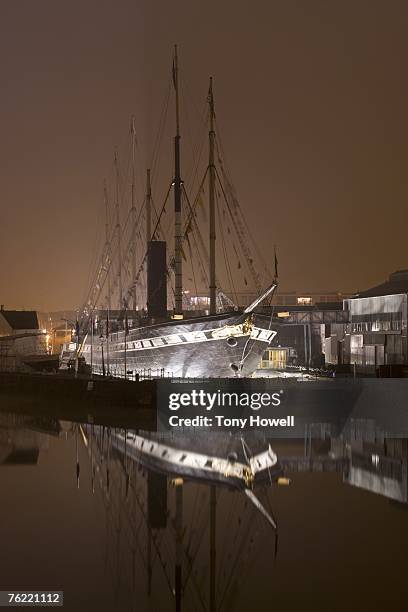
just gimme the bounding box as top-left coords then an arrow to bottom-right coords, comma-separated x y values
1,401 -> 408,611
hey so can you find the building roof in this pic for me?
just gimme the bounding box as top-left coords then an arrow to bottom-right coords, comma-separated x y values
0,309 -> 39,330
354,270 -> 408,298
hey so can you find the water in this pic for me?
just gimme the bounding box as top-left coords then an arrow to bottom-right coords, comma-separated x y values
0,401 -> 408,611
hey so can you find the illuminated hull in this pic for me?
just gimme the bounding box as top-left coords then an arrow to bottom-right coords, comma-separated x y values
110,430 -> 282,490
82,311 -> 276,378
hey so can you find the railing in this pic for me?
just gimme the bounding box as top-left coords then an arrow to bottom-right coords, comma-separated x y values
90,365 -> 175,381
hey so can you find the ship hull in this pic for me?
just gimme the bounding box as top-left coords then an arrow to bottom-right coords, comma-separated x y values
82,311 -> 276,378
110,430 -> 282,490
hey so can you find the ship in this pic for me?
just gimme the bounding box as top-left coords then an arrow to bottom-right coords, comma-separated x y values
76,47 -> 278,379
80,290 -> 276,378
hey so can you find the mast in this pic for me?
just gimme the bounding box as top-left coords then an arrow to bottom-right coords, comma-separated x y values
146,168 -> 152,245
173,45 -> 183,317
114,148 -> 123,309
103,180 -> 112,312
124,309 -> 127,380
146,168 -> 152,313
130,117 -> 137,311
208,77 -> 216,315
90,312 -> 93,379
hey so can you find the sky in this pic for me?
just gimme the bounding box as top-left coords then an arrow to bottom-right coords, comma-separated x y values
0,0 -> 407,310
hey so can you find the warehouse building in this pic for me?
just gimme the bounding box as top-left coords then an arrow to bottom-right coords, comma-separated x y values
0,307 -> 46,371
343,270 -> 408,374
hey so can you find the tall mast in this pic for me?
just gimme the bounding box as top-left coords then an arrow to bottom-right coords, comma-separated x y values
146,168 -> 151,245
103,179 -> 112,311
114,148 -> 123,309
130,117 -> 137,311
146,168 -> 152,314
208,77 -> 216,315
173,45 -> 183,316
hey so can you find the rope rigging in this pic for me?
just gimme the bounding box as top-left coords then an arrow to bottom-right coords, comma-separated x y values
79,61 -> 278,327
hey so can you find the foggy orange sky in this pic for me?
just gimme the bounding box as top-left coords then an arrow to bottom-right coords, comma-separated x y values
1,0 -> 407,311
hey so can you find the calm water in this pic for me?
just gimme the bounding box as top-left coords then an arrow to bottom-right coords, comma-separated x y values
1,400 -> 408,611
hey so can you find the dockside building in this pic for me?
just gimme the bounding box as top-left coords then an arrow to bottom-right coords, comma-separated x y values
0,307 -> 46,371
344,270 -> 408,373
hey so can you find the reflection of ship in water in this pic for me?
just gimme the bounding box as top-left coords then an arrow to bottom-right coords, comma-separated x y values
80,425 -> 283,611
1,407 -> 408,609
76,419 -> 408,611
110,430 -> 282,493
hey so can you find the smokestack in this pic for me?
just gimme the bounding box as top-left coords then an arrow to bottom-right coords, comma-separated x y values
147,241 -> 167,319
